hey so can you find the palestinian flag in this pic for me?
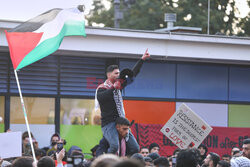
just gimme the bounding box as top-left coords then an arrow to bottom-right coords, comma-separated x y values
5,7 -> 86,70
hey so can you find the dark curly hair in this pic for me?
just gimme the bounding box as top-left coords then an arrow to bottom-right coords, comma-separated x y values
176,149 -> 200,167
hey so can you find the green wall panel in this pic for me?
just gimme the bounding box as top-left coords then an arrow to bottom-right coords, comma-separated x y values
0,124 -> 4,132
228,104 -> 250,127
60,125 -> 102,154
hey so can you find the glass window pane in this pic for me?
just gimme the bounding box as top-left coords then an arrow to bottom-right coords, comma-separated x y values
60,98 -> 100,125
60,98 -> 102,153
10,97 -> 55,124
0,96 -> 4,132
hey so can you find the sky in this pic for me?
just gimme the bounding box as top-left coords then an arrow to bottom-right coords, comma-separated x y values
0,0 -> 249,22
0,0 -> 93,21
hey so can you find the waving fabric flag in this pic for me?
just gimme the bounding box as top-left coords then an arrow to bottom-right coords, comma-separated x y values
5,7 -> 86,70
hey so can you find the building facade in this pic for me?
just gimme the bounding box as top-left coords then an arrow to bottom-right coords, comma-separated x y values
0,20 -> 250,153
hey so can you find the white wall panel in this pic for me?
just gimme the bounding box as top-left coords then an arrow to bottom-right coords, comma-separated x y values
176,102 -> 228,127
10,124 -> 55,148
1,21 -> 250,65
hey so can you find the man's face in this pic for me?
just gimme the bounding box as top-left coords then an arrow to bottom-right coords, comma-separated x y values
140,148 -> 149,157
242,143 -> 250,159
116,125 -> 129,138
150,146 -> 160,154
107,69 -> 120,82
203,154 -> 212,167
222,156 -> 230,163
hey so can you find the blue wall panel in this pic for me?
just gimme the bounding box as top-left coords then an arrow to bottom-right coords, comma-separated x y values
2,49 -> 250,103
176,64 -> 228,100
120,60 -> 176,98
229,67 -> 250,102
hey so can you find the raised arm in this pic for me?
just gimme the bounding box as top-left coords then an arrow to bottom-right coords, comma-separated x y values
56,148 -> 65,167
132,49 -> 150,77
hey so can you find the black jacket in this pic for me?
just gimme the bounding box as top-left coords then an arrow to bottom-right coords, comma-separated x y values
96,59 -> 144,127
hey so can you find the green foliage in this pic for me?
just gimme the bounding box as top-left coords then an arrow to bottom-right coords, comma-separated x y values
176,0 -> 237,35
87,0 -> 249,36
237,0 -> 250,37
87,0 -> 114,27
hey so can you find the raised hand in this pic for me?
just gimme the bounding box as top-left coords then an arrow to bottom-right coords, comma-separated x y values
142,48 -> 150,60
56,148 -> 65,164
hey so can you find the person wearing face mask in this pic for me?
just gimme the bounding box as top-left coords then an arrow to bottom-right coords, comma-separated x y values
45,133 -> 60,155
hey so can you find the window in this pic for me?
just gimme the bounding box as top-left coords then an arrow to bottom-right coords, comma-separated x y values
60,98 -> 100,125
10,97 -> 55,124
60,98 -> 102,153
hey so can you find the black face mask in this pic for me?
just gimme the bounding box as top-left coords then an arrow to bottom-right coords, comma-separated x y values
51,141 -> 57,146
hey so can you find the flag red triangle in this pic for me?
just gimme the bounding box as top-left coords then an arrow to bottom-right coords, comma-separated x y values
5,31 -> 43,69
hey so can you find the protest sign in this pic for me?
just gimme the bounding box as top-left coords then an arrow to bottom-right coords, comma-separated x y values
0,131 -> 22,159
160,103 -> 213,149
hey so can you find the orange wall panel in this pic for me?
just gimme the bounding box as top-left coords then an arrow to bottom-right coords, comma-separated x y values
124,100 -> 175,124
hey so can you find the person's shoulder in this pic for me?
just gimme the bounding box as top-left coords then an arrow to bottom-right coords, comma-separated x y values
97,82 -> 108,89
97,82 -> 114,91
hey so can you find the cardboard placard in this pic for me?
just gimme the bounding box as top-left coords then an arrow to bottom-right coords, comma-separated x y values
161,103 -> 213,149
0,132 -> 22,159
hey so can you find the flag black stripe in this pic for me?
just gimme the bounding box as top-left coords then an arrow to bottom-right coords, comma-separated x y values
8,8 -> 62,32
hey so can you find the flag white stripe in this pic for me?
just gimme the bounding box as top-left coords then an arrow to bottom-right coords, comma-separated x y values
34,8 -> 84,46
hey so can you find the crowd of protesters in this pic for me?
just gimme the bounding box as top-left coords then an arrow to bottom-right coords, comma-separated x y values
1,51 -> 250,167
0,128 -> 249,167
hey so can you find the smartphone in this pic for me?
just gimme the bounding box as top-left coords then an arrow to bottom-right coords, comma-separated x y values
57,143 -> 64,153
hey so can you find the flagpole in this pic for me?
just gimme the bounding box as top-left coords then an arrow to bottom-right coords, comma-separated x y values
207,0 -> 210,35
14,70 -> 37,163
